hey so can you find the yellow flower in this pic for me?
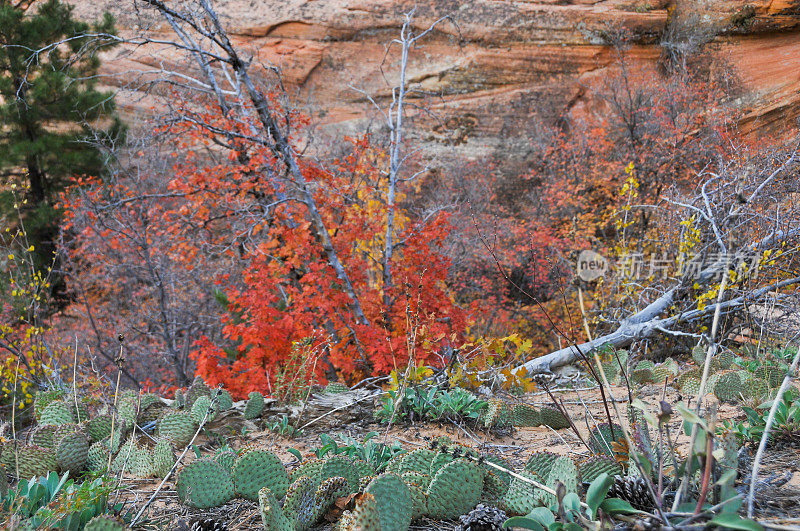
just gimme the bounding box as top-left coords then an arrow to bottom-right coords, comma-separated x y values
27,245 -> 34,252
7,254 -> 13,260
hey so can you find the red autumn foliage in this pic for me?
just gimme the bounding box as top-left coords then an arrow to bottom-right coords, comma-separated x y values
64,94 -> 471,398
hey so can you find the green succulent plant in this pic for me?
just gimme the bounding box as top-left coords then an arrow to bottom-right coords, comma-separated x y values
157,411 -> 197,446
176,458 -> 235,509
425,459 -> 483,520
539,407 -> 570,430
232,447 -> 289,501
244,391 -> 265,420
364,473 -> 413,531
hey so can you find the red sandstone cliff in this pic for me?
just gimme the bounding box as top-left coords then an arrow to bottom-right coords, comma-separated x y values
67,0 -> 800,162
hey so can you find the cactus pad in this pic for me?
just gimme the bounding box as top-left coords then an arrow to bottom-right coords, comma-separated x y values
190,395 -> 218,424
39,400 -> 75,426
365,473 -> 413,531
157,411 -> 197,446
524,451 -> 559,479
579,455 -> 622,483
232,448 -> 289,501
539,407 -> 570,430
176,459 -> 235,508
320,454 -> 360,493
426,459 -> 483,520
244,391 -> 265,419
56,430 -> 90,474
512,404 -> 540,427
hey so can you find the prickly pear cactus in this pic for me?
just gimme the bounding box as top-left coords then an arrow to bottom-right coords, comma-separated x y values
39,400 -> 75,426
314,476 -> 350,521
405,480 -> 428,520
111,438 -> 140,475
579,455 -> 622,483
353,459 -> 377,479
755,364 -> 786,388
397,449 -> 435,476
588,422 -> 624,458
31,425 -> 59,449
523,451 -> 559,479
383,452 -> 407,476
714,371 -> 747,403
706,373 -> 723,394
244,391 -> 265,420
429,449 -> 455,477
676,367 -> 702,387
711,350 -> 735,370
157,411 -> 197,446
9,444 -> 58,479
259,486 -> 294,531
152,440 -> 175,478
339,492 -> 381,531
500,470 -> 539,516
511,404 -> 540,427
232,447 -> 289,501
84,514 -> 128,531
539,456 -> 579,508
365,473 -> 413,531
190,395 -> 218,424
87,441 -> 110,472
34,388 -> 66,421
173,389 -> 185,409
282,475 -> 317,530
482,399 -> 511,429
480,453 -> 513,502
87,414 -> 113,443
320,454 -> 360,493
290,458 -> 324,484
117,397 -> 138,429
680,377 -> 702,396
632,361 -> 656,385
134,448 -> 157,478
55,430 -> 90,474
214,388 -> 233,411
176,458 -> 235,508
691,345 -> 707,365
426,459 -> 483,520
215,447 -> 237,473
185,376 -> 210,407
539,407 -> 570,430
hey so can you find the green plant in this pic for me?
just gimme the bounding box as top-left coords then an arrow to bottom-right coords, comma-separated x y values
426,459 -> 483,519
539,407 -> 570,430
243,391 -> 265,420
431,388 -> 487,421
310,432 -> 404,473
232,447 -> 289,501
364,473 -> 413,531
738,389 -> 800,443
266,414 -> 299,437
175,459 -> 235,509
503,473 -> 638,531
0,0 -> 124,276
375,385 -> 438,423
157,411 -> 197,446
1,471 -> 120,529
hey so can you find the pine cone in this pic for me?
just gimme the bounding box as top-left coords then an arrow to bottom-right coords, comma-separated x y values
607,475 -> 655,511
189,518 -> 227,531
455,504 -> 508,531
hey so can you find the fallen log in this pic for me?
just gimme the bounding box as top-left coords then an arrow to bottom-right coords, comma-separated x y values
518,276 -> 800,376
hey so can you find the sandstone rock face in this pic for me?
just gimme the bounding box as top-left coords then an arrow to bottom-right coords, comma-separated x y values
68,0 -> 800,164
